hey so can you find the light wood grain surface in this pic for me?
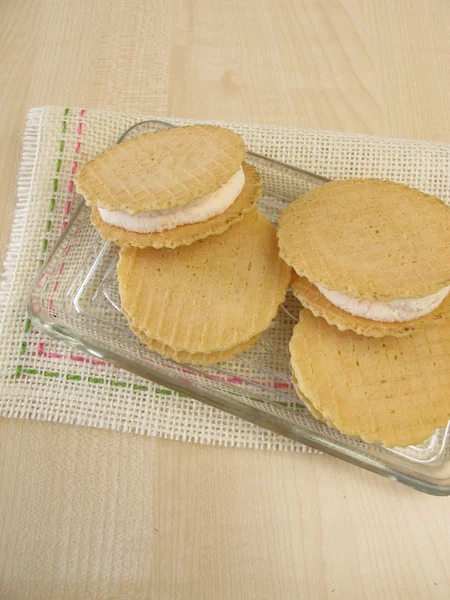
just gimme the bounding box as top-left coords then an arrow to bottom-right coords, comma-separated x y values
1,1 -> 450,598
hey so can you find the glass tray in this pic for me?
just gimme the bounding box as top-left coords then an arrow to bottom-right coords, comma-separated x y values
28,120 -> 450,495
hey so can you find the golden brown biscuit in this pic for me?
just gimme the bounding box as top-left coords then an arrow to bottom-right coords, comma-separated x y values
91,163 -> 260,248
118,210 -> 292,353
291,275 -> 450,337
76,125 -> 246,212
278,179 -> 450,301
132,326 -> 261,366
289,309 -> 450,447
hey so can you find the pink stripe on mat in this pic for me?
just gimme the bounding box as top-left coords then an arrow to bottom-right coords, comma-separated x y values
36,341 -> 106,366
33,340 -> 287,388
60,108 -> 85,232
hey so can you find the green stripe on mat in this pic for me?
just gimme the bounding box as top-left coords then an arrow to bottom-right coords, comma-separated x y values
13,367 -> 167,395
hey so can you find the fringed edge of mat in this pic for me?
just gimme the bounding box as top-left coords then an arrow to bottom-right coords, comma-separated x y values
0,109 -> 42,323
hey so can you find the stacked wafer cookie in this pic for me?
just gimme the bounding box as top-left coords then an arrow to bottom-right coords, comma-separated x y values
76,125 -> 291,365
278,179 -> 450,446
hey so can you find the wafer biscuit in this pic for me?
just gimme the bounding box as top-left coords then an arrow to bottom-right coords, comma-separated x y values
132,326 -> 261,366
118,210 -> 291,353
91,162 -> 260,248
278,179 -> 450,301
291,275 -> 450,337
76,125 -> 246,213
290,309 -> 450,447
291,372 -> 328,423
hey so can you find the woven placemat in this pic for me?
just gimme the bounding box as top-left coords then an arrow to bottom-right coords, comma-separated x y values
0,106 -> 449,451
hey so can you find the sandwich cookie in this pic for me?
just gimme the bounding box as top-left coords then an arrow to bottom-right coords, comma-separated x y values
76,125 -> 260,248
278,179 -> 450,336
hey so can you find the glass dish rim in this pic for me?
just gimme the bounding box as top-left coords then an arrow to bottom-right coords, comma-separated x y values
27,119 -> 450,496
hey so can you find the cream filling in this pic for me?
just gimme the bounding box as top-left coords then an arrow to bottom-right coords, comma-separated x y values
316,283 -> 450,322
98,167 -> 245,233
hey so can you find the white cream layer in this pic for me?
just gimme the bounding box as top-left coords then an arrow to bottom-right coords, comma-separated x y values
316,283 -> 450,322
98,167 -> 245,233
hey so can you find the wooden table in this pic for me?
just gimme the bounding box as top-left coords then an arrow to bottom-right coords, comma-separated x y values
1,1 -> 449,598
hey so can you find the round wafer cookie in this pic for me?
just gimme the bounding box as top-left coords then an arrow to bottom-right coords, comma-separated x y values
291,275 -> 450,338
291,372 -> 328,423
278,179 -> 450,301
91,162 -> 260,248
131,326 -> 261,366
290,309 -> 450,447
118,210 -> 292,354
76,125 -> 246,213
292,372 -> 342,431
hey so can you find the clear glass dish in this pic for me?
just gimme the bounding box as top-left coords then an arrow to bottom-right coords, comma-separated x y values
28,120 -> 450,495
